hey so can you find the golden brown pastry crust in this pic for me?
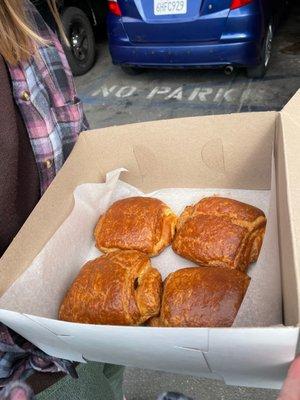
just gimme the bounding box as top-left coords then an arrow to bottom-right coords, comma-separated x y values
172,197 -> 266,271
149,267 -> 250,327
94,197 -> 177,256
59,250 -> 162,325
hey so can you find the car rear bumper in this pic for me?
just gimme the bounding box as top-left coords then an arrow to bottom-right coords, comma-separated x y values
109,40 -> 261,68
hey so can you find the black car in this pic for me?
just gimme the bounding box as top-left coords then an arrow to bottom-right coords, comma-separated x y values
59,0 -> 106,75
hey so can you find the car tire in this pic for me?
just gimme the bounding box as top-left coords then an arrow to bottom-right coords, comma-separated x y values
121,66 -> 143,75
247,22 -> 273,79
61,7 -> 96,76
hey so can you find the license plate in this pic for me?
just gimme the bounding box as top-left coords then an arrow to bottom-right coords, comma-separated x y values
154,0 -> 187,15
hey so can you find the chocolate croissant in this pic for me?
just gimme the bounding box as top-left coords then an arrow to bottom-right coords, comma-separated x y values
94,197 -> 177,256
149,267 -> 250,327
59,250 -> 163,325
172,197 -> 266,271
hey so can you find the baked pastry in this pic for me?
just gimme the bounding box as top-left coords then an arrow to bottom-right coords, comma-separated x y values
172,197 -> 266,271
59,250 -> 162,325
148,267 -> 250,327
94,197 -> 177,256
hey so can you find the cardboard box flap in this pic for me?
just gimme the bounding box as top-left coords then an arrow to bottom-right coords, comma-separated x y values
206,327 -> 299,389
21,316 -> 215,378
277,107 -> 300,326
281,90 -> 300,127
2,310 -> 298,390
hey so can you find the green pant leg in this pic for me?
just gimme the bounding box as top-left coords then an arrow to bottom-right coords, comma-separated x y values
103,364 -> 125,400
36,363 -> 124,400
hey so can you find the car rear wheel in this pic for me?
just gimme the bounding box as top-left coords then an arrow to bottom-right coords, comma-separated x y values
247,22 -> 273,79
61,7 -> 96,76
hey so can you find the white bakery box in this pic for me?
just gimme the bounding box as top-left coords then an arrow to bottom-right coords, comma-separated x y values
0,90 -> 300,390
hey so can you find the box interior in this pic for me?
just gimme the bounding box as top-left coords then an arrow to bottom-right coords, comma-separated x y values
0,109 -> 299,328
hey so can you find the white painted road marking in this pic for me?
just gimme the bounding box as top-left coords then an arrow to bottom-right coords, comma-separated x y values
188,88 -> 213,101
147,87 -> 172,99
91,85 -> 117,97
87,85 -> 252,104
115,86 -> 137,97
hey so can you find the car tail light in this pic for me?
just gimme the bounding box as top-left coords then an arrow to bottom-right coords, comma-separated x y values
230,0 -> 253,9
108,0 -> 122,16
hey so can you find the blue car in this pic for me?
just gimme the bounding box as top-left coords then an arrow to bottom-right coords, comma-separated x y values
107,0 -> 286,78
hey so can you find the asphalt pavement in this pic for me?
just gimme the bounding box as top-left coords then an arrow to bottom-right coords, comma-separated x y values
74,5 -> 300,399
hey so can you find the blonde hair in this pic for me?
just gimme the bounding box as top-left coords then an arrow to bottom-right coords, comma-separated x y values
0,0 -> 68,65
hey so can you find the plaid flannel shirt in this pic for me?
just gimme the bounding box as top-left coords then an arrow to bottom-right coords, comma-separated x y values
8,1 -> 89,194
1,2 -> 88,397
0,324 -> 77,395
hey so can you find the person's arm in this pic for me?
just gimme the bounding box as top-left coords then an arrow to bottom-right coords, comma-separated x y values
277,357 -> 300,400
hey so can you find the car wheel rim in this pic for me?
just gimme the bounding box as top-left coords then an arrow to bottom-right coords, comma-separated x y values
264,24 -> 273,67
70,21 -> 89,62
